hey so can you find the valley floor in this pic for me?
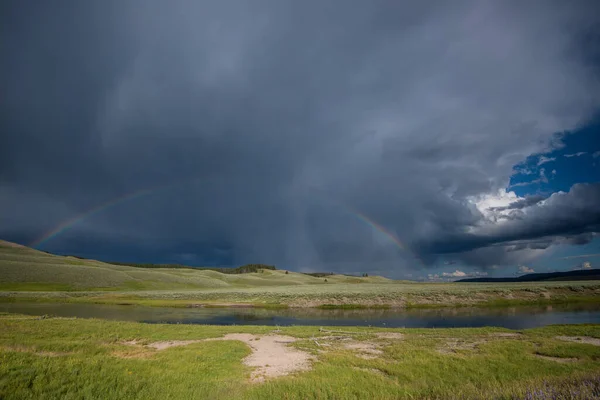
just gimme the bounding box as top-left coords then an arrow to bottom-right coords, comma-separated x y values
2,242 -> 600,309
2,281 -> 600,309
1,313 -> 600,399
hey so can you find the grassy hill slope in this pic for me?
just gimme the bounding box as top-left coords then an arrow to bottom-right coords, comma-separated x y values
0,240 -> 389,291
2,240 -> 599,308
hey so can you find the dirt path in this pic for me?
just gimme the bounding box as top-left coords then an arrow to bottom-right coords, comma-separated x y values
209,334 -> 313,382
127,334 -> 314,382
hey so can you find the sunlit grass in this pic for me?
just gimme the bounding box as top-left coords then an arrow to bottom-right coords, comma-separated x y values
1,314 -> 599,399
2,243 -> 600,308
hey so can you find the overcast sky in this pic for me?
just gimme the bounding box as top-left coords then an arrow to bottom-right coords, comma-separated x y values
2,1 -> 600,279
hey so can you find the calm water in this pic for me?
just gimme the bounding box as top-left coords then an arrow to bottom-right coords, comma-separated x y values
3,302 -> 600,329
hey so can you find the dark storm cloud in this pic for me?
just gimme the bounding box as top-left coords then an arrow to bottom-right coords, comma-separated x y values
1,1 -> 600,273
416,184 -> 600,267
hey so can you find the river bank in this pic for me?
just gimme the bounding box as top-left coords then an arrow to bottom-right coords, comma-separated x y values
1,281 -> 599,309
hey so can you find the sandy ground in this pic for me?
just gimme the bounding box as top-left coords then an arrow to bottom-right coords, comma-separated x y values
375,332 -> 404,339
555,336 -> 600,346
437,338 -> 485,354
146,340 -> 203,350
121,332 -> 600,381
125,334 -> 313,382
342,342 -> 383,359
490,332 -> 522,338
213,334 -> 313,382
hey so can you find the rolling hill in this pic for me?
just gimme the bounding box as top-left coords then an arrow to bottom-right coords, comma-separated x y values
0,239 -> 390,291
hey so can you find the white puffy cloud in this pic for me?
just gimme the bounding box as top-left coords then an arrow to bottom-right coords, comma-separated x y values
518,265 -> 535,274
469,189 -> 520,220
442,270 -> 467,277
429,269 -> 488,281
418,183 -> 600,268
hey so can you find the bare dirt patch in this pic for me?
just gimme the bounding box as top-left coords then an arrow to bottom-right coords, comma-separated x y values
555,336 -> 600,346
122,339 -> 203,350
534,354 -> 578,363
122,334 -> 313,382
490,332 -> 522,338
147,340 -> 202,350
343,341 -> 383,359
314,332 -> 388,359
208,334 -> 313,383
376,332 -> 404,340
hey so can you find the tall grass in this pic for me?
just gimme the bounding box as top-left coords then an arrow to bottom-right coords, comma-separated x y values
0,314 -> 599,399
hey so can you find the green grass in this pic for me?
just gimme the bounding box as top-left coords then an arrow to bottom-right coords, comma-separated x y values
2,281 -> 599,309
0,242 -> 391,291
1,313 -> 600,399
2,241 -> 600,309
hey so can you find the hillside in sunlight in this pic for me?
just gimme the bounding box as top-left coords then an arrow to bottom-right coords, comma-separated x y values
0,240 -> 390,291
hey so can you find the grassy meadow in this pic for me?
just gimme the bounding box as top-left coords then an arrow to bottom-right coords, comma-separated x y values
2,240 -> 600,309
2,240 -> 600,398
1,313 -> 600,399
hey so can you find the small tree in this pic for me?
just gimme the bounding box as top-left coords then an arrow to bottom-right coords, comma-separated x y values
324,278 -> 328,283
285,270 -> 289,274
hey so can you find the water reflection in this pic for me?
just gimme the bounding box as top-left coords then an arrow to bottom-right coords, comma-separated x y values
2,302 -> 600,329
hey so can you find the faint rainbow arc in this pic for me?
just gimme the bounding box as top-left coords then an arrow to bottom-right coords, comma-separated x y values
30,177 -> 216,248
32,183 -> 424,266
343,204 -> 424,264
312,190 -> 423,265
350,209 -> 407,251
30,188 -> 156,248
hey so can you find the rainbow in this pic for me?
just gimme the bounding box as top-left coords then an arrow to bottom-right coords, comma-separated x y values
349,208 -> 408,251
32,182 -> 423,266
30,188 -> 155,249
308,188 -> 423,264
342,204 -> 424,265
30,177 -> 216,249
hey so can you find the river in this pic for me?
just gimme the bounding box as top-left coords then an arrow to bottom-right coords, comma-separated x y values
3,302 -> 600,329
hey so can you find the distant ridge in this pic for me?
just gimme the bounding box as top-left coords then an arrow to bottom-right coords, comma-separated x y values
457,269 -> 600,282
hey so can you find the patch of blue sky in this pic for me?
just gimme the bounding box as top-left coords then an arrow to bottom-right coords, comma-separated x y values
509,116 -> 600,197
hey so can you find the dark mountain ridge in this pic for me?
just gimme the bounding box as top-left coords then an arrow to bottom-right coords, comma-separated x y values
458,268 -> 600,282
